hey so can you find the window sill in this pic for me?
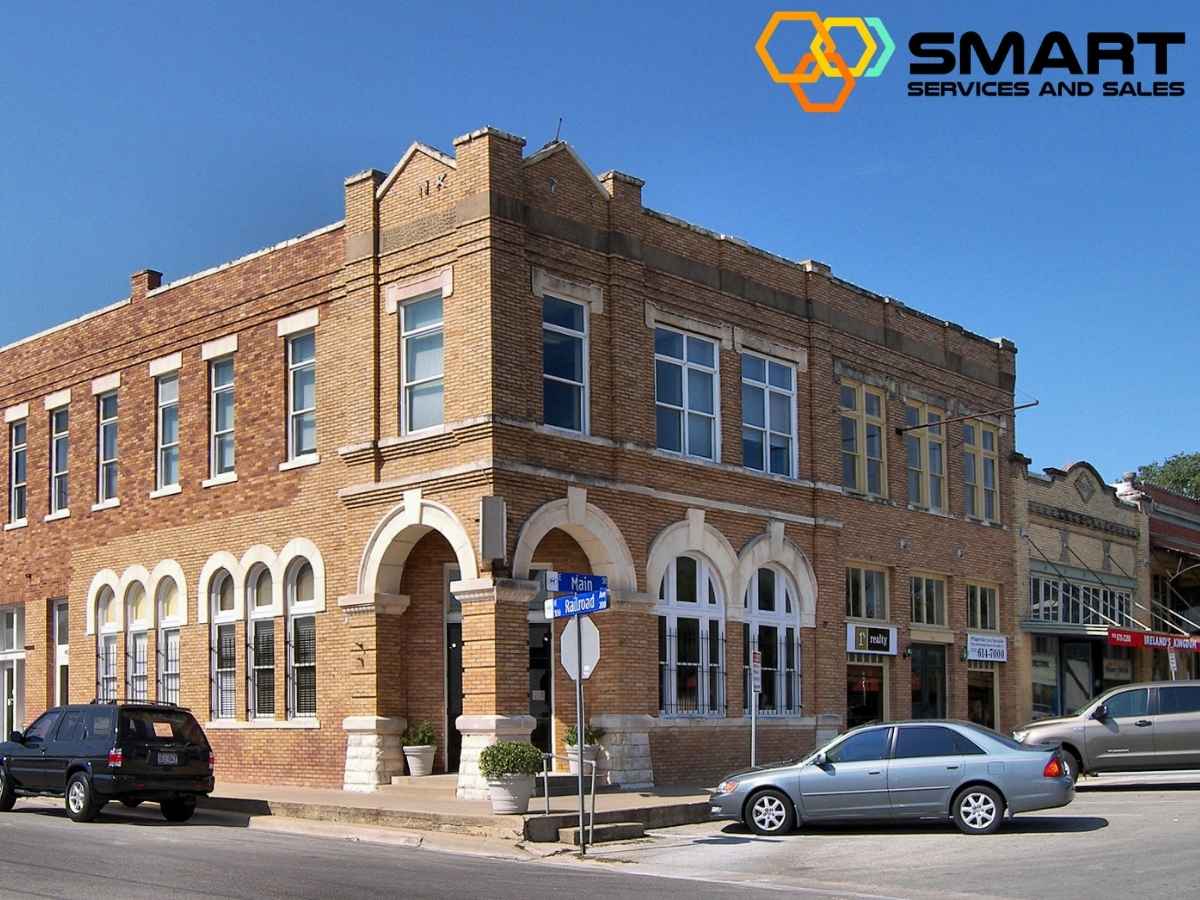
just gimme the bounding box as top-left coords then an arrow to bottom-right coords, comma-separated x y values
91,498 -> 121,512
845,616 -> 891,626
279,454 -> 320,472
906,503 -> 953,519
44,509 -> 71,523
965,516 -> 1004,529
204,718 -> 321,731
150,484 -> 182,499
202,472 -> 238,489
843,490 -> 892,505
4,519 -> 28,532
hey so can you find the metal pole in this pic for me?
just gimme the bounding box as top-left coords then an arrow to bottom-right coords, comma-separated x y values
751,684 -> 758,767
576,614 -> 586,855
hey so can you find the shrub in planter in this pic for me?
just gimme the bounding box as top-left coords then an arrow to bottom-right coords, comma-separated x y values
479,740 -> 543,814
401,721 -> 437,778
564,725 -> 605,775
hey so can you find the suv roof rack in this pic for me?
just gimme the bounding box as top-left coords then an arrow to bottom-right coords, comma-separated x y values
88,698 -> 182,708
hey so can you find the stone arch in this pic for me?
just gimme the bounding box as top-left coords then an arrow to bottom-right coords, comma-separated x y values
358,492 -> 478,598
240,544 -> 282,616
149,560 -> 188,626
197,551 -> 244,624
645,511 -> 739,606
119,565 -> 153,630
732,530 -> 818,628
512,491 -> 637,592
278,537 -> 327,612
86,569 -> 121,636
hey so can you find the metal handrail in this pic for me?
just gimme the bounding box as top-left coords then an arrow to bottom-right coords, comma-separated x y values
540,753 -> 597,846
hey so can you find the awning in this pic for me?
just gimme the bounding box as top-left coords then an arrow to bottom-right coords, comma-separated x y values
1108,627 -> 1200,653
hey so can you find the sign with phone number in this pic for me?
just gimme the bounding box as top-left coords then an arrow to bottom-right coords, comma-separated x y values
966,634 -> 1008,662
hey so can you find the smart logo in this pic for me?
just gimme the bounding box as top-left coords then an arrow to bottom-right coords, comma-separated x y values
755,12 -> 895,113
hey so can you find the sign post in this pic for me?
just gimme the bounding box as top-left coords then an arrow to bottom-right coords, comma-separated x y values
1169,651 -> 1179,680
750,649 -> 762,767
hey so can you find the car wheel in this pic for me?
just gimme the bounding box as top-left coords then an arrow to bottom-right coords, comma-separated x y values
1062,750 -> 1082,783
0,766 -> 15,812
952,785 -> 1004,835
120,799 -> 143,809
66,773 -> 101,823
745,789 -> 795,836
161,796 -> 197,823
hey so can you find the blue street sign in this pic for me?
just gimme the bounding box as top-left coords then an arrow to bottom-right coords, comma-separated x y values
546,571 -> 607,594
545,589 -> 610,619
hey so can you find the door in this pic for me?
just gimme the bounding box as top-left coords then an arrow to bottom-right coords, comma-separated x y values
1151,685 -> 1200,768
445,622 -> 463,772
42,709 -> 86,792
7,709 -> 62,790
1062,641 -> 1093,714
53,602 -> 69,706
796,726 -> 893,821
528,624 -> 552,754
1085,687 -> 1155,770
910,644 -> 947,719
888,725 -> 971,818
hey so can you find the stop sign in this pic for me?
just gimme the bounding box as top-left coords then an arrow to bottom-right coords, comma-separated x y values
561,616 -> 600,681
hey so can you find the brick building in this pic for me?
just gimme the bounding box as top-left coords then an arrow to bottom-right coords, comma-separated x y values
0,126 -> 1022,797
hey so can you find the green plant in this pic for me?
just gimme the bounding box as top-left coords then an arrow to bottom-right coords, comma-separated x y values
402,721 -> 436,746
479,741 -> 543,780
564,725 -> 605,747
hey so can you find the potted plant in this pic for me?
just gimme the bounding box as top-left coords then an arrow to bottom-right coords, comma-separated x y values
478,740 -> 543,814
564,724 -> 605,775
401,721 -> 437,777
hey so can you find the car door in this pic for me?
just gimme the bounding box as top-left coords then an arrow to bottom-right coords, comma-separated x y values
6,710 -> 63,790
1150,685 -> 1200,769
887,725 -> 969,819
42,709 -> 85,793
796,726 -> 893,821
1085,687 -> 1155,770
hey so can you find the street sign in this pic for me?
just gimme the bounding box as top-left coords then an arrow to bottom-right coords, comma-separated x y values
750,650 -> 763,694
544,589 -> 610,620
1169,651 -> 1179,678
561,615 -> 600,681
546,571 -> 607,594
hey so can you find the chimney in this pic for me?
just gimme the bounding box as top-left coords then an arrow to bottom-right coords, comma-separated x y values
131,269 -> 163,302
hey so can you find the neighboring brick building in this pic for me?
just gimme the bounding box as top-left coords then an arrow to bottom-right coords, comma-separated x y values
0,125 -> 1022,796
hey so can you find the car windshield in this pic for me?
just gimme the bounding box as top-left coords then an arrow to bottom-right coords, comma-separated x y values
120,709 -> 207,746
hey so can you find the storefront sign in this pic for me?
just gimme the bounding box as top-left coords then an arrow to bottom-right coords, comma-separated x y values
1103,658 -> 1133,682
966,633 -> 1008,662
1107,627 -> 1200,652
846,623 -> 897,656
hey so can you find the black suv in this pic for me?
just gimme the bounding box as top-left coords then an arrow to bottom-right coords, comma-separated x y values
0,700 -> 214,823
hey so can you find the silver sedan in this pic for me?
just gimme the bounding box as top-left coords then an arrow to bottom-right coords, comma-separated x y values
710,720 -> 1073,836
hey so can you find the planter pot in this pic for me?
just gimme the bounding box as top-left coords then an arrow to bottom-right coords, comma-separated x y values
487,774 -> 535,814
403,745 -> 436,777
566,744 -> 599,776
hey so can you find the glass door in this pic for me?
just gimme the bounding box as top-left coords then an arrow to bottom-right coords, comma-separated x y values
528,624 -> 552,753
1062,641 -> 1093,713
54,601 -> 69,705
444,566 -> 463,773
910,644 -> 947,719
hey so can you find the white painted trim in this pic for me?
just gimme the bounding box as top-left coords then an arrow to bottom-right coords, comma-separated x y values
358,492 -> 479,598
91,498 -> 121,512
376,142 -> 458,200
522,141 -> 609,199
43,388 -> 72,411
43,509 -> 71,523
241,545 -> 283,618
86,569 -> 121,636
4,404 -> 28,424
384,267 -> 453,314
149,484 -> 182,500
91,372 -> 121,396
531,267 -> 604,315
4,520 -> 27,531
201,334 -> 239,361
280,538 -> 327,615
149,352 -> 182,377
119,566 -> 154,630
150,560 -> 189,627
202,471 -> 238,489
277,308 -> 319,337
645,511 -> 740,604
198,551 -> 244,624
645,301 -> 733,349
279,454 -> 320,472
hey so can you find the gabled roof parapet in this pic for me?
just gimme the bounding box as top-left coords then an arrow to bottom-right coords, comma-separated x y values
375,142 -> 457,200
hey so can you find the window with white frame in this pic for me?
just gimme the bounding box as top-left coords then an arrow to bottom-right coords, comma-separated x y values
656,555 -> 724,716
400,294 -> 444,433
846,566 -> 888,620
968,583 -> 998,631
741,353 -> 795,477
125,583 -> 149,701
8,421 -> 26,523
156,375 -> 180,490
286,560 -> 317,719
210,570 -> 237,719
903,402 -> 945,511
911,574 -> 947,627
742,567 -> 801,715
210,357 -> 235,477
49,406 -> 70,514
97,392 -> 118,503
156,577 -> 183,705
839,381 -> 886,497
54,600 -> 69,706
0,607 -> 21,653
247,565 -> 275,719
654,327 -> 718,460
95,586 -> 118,702
287,331 -> 317,458
963,422 -> 999,522
542,295 -> 587,432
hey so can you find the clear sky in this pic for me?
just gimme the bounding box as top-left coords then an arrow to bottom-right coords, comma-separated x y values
1,1 -> 1195,480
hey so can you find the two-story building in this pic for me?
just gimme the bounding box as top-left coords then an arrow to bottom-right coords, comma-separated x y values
0,126 -> 1021,796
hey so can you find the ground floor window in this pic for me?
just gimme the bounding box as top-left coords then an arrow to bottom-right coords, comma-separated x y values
910,643 -> 947,719
97,635 -> 118,702
967,665 -> 997,729
158,629 -> 180,704
742,623 -> 800,715
658,615 -> 724,716
212,624 -> 236,719
1031,634 -> 1060,718
846,656 -> 886,728
289,616 -> 317,718
249,619 -> 275,718
126,632 -> 148,702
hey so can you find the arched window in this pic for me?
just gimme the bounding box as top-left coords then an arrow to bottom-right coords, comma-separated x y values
95,586 -> 119,701
210,569 -> 237,719
742,566 -> 801,716
156,577 -> 183,704
246,564 -> 275,719
285,560 -> 317,720
124,583 -> 149,701
655,556 -> 724,716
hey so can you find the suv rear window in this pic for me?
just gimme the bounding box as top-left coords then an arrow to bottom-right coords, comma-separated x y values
119,709 -> 207,746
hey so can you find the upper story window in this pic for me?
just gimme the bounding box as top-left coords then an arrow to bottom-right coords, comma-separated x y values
963,422 -> 999,522
156,375 -> 180,491
846,565 -> 888,620
656,555 -> 725,716
401,294 -> 444,433
839,381 -> 886,497
0,606 -> 22,654
904,402 -> 945,512
742,566 -> 801,716
968,583 -> 998,631
911,573 -> 947,627
49,407 -> 70,515
210,358 -> 236,478
287,331 -> 317,459
8,421 -> 27,524
542,295 -> 588,432
655,327 -> 718,461
97,392 -> 119,504
741,353 -> 795,477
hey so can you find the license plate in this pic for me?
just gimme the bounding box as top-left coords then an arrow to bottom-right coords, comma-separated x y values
158,751 -> 178,766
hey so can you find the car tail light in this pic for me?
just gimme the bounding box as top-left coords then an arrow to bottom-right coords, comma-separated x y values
208,752 -> 215,770
1043,756 -> 1064,778
108,748 -> 124,768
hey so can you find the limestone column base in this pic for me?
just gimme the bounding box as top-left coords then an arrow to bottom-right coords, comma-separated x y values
592,714 -> 655,790
455,714 -> 536,800
342,715 -> 407,792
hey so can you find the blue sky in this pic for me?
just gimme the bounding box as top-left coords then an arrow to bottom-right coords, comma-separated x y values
1,1 -> 1195,480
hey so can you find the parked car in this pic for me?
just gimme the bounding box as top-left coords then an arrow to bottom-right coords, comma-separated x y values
1013,680 -> 1200,781
0,700 -> 214,823
710,720 -> 1073,836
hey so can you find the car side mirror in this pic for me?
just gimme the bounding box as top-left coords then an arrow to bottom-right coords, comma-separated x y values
1091,704 -> 1108,721
812,751 -> 828,767
8,731 -> 22,744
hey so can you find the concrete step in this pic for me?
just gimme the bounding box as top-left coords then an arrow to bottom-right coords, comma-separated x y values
532,773 -> 618,798
559,821 -> 645,845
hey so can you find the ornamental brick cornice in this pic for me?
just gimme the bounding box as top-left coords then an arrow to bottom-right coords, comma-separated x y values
1027,501 -> 1139,540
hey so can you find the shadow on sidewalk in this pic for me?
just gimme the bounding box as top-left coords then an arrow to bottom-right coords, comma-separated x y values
10,800 -> 253,829
708,815 -> 1108,838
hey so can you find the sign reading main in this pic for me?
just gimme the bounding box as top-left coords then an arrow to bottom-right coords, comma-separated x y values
846,623 -> 897,656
